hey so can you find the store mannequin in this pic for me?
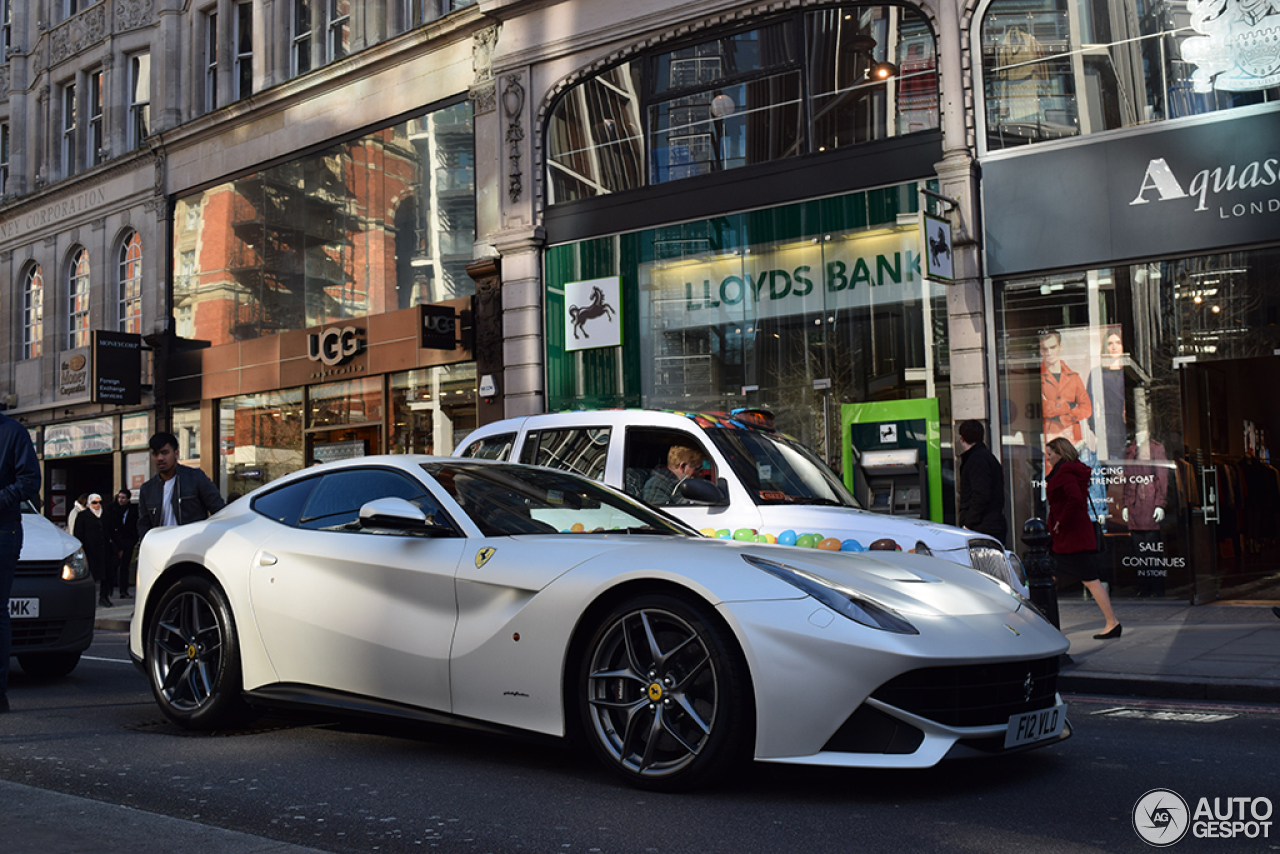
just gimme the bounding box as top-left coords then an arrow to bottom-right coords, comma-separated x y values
1123,429 -> 1168,529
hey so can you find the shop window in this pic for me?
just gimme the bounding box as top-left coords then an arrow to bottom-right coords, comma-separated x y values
118,230 -> 143,334
389,364 -> 477,455
546,5 -> 938,204
980,0 -> 1280,152
309,376 -> 383,428
218,389 -> 304,493
173,100 -> 474,345
22,264 -> 43,360
67,247 -> 90,349
172,404 -> 203,462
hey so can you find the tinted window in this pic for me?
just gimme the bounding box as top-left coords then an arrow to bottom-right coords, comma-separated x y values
252,477 -> 320,526
524,427 -> 611,480
299,468 -> 439,531
460,433 -> 516,460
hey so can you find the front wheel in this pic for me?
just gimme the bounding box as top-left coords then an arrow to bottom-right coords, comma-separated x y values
146,575 -> 255,730
579,593 -> 751,791
17,651 -> 81,677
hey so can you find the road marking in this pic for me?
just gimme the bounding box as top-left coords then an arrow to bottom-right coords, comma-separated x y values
82,655 -> 135,665
1092,706 -> 1237,723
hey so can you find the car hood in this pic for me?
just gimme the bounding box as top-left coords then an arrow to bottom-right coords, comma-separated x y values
20,513 -> 81,562
566,537 -> 1040,621
746,505 -> 981,552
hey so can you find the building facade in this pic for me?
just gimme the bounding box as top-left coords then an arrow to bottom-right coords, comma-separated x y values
2,0 -> 1277,600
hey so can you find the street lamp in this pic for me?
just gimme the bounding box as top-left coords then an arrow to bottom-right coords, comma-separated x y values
709,93 -> 736,170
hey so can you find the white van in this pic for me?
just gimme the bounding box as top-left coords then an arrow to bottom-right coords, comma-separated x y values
10,501 -> 95,676
454,409 -> 1027,595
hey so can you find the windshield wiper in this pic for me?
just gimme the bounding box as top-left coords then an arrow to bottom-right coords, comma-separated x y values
614,526 -> 682,535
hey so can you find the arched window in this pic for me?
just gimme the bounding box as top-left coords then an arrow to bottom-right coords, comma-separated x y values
22,264 -> 44,360
118,230 -> 143,334
68,247 -> 91,349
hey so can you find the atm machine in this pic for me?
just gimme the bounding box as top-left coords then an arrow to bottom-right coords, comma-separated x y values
852,447 -> 928,519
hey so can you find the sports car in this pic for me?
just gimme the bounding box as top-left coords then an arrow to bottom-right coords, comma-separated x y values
129,456 -> 1069,791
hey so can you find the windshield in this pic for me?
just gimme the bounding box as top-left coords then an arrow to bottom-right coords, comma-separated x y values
706,429 -> 862,508
420,461 -> 697,537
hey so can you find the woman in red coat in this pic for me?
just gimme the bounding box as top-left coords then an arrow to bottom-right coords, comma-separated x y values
1046,437 -> 1121,639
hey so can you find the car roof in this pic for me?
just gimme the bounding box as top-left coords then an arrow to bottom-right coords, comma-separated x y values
465,408 -> 783,437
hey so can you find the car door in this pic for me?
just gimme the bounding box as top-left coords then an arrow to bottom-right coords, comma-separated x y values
247,466 -> 466,713
622,425 -> 732,529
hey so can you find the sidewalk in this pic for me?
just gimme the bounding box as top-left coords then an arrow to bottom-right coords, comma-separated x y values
97,597 -> 1280,704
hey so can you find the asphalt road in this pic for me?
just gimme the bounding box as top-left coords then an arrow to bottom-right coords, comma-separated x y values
3,628 -> 1278,854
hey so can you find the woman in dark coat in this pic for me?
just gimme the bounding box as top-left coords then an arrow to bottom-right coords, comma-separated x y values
73,493 -> 114,608
1045,438 -> 1120,639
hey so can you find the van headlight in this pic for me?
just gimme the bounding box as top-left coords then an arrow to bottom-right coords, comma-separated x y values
62,548 -> 89,581
742,554 -> 918,634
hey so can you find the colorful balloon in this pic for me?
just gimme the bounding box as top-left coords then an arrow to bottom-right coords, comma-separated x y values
762,533 -> 777,544
777,530 -> 797,546
795,533 -> 819,548
817,537 -> 842,551
700,527 -> 718,537
840,539 -> 865,552
571,523 -> 585,533
733,528 -> 757,541
716,529 -> 732,539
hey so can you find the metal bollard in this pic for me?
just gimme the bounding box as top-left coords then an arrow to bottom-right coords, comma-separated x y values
1020,518 -> 1060,630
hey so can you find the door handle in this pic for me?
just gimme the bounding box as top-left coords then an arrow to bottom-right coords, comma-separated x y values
258,552 -> 278,566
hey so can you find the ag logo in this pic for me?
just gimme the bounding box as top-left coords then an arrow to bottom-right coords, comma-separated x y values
475,547 -> 496,569
1134,788 -> 1190,846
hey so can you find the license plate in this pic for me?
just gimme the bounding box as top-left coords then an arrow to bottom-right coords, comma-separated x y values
9,598 -> 39,619
1004,702 -> 1066,748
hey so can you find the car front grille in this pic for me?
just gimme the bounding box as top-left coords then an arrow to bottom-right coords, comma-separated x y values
15,560 -> 63,578
10,619 -> 68,648
968,542 -> 1017,587
870,656 -> 1060,728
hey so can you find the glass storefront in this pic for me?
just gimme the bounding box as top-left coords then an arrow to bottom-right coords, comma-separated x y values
218,389 -> 305,495
996,245 -> 1280,600
545,184 -> 950,469
980,0 -> 1280,151
389,364 -> 478,455
174,100 -> 475,345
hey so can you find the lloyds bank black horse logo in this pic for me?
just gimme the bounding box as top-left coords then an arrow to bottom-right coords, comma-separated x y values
929,225 -> 951,270
569,286 -> 616,340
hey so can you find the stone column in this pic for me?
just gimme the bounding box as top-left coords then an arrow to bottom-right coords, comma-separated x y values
491,226 -> 545,417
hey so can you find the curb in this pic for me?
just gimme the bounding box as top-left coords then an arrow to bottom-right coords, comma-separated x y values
1060,671 -> 1280,705
94,615 -> 131,632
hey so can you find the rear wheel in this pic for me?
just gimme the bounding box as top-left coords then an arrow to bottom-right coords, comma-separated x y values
146,575 -> 255,729
579,593 -> 751,791
17,651 -> 81,677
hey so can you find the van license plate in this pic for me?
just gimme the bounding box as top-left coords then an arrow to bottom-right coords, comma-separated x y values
9,598 -> 39,619
1004,702 -> 1066,748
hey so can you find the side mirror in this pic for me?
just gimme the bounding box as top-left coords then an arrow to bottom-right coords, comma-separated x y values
357,497 -> 455,535
679,477 -> 729,506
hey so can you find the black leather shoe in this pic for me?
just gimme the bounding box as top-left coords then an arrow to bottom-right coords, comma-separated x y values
99,596 -> 113,608
120,591 -> 133,599
1093,624 -> 1122,640
0,693 -> 9,713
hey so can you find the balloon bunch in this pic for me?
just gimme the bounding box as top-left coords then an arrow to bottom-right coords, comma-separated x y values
699,527 -> 874,553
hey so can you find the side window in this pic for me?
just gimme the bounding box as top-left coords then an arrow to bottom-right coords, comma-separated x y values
298,468 -> 443,532
523,427 -> 611,481
252,477 -> 320,526
623,428 -> 715,501
459,433 -> 516,460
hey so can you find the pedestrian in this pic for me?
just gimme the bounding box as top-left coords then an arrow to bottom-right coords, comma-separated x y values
1,409 -> 41,713
74,494 -> 115,608
1045,437 -> 1121,640
66,493 -> 89,535
138,432 -> 226,541
106,489 -> 138,599
955,419 -> 1008,547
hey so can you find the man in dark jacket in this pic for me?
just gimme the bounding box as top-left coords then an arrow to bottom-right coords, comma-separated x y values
106,489 -> 139,599
1,410 -> 41,713
956,420 -> 1008,547
137,432 -> 226,541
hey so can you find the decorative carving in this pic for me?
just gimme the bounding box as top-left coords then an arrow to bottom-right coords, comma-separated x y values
469,27 -> 500,115
115,0 -> 155,33
502,75 -> 525,205
50,3 -> 107,64
0,66 -> 9,101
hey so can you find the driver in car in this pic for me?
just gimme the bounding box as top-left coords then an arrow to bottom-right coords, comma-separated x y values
643,445 -> 707,506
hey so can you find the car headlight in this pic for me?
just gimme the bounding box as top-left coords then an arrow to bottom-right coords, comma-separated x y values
62,548 -> 89,581
742,554 -> 918,635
